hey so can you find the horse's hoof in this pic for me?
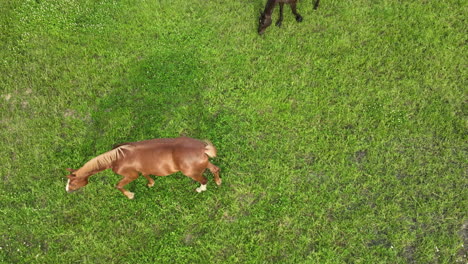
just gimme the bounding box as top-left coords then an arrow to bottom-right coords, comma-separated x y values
296,16 -> 303,22
126,192 -> 135,199
147,182 -> 154,188
216,178 -> 222,186
276,21 -> 282,27
196,184 -> 207,193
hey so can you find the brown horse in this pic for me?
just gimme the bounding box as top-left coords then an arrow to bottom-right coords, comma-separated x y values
65,137 -> 221,199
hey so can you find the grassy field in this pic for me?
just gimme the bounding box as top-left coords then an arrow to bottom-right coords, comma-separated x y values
1,0 -> 466,263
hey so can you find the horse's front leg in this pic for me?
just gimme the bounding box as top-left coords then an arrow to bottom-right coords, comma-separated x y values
276,3 -> 284,27
313,0 -> 320,10
290,2 -> 303,22
116,172 -> 139,199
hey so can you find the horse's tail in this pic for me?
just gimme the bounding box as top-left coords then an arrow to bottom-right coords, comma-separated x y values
75,145 -> 131,177
203,140 -> 217,158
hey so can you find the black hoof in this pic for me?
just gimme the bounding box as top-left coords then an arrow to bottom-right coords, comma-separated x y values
276,21 -> 282,27
296,15 -> 303,22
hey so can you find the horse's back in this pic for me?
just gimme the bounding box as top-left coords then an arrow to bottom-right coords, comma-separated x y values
117,137 -> 208,176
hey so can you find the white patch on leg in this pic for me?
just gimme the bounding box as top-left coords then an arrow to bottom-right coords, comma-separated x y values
66,179 -> 70,192
196,184 -> 207,193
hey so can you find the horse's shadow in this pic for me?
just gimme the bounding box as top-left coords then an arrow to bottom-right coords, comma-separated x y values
87,49 -> 213,151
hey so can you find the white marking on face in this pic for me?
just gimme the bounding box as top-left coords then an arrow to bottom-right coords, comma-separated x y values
66,179 -> 70,192
196,184 -> 207,193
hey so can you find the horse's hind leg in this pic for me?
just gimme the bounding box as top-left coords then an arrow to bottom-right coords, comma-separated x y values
115,170 -> 139,199
290,2 -> 303,22
208,162 -> 221,186
183,171 -> 208,193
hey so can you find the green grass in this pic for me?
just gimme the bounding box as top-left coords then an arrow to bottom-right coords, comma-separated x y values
1,0 -> 466,263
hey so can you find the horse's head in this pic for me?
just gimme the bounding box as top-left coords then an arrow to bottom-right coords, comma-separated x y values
65,168 -> 88,193
258,10 -> 272,35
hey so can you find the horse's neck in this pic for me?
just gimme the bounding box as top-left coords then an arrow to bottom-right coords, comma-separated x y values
263,0 -> 277,16
75,165 -> 107,179
75,169 -> 94,179
74,147 -> 123,178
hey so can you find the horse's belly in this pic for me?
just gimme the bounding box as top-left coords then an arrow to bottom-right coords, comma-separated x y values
139,161 -> 179,176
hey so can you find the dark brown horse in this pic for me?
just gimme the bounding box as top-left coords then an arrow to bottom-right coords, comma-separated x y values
65,137 -> 221,199
258,0 -> 320,35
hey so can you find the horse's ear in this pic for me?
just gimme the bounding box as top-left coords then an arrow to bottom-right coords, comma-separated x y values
66,168 -> 77,178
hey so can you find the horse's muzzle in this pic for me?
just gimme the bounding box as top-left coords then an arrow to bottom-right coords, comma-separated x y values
65,179 -> 75,193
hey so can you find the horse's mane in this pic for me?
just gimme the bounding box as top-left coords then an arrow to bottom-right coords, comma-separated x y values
75,145 -> 132,177
112,142 -> 131,149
